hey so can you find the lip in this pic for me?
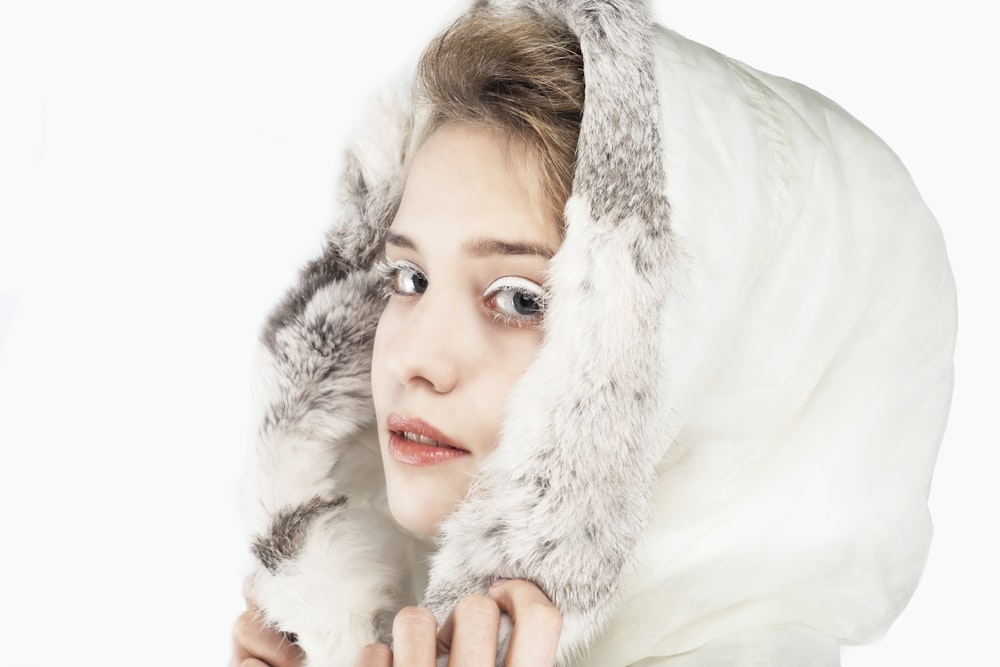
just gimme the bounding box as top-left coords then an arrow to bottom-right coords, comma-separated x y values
386,413 -> 469,466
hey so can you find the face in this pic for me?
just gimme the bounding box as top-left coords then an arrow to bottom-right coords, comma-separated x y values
371,123 -> 562,535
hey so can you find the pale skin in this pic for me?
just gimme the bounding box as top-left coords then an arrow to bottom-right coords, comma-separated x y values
371,124 -> 562,536
231,599 -> 305,667
232,579 -> 561,667
232,124 -> 564,665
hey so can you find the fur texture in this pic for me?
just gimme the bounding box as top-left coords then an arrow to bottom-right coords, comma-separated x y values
243,87 -> 421,662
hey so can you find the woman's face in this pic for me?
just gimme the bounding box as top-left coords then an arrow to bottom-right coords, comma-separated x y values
371,123 -> 562,535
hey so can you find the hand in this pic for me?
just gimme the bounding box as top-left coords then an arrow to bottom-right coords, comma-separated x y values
355,579 -> 562,666
231,599 -> 306,667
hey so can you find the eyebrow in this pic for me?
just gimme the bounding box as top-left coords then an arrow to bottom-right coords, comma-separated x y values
386,232 -> 555,259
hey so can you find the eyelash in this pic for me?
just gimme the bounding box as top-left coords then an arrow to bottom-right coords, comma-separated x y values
374,256 -> 547,327
489,310 -> 537,329
374,257 -> 423,299
482,277 -> 547,327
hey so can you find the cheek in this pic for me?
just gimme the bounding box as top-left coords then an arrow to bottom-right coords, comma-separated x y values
370,307 -> 395,411
499,330 -> 544,381
476,330 -> 545,435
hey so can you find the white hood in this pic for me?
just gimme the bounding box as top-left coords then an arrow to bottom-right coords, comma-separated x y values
582,26 -> 956,665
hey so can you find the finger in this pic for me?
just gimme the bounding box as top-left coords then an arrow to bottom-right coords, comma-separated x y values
353,643 -> 393,667
232,609 -> 306,667
488,580 -> 562,667
232,610 -> 256,665
232,604 -> 261,665
391,606 -> 438,667
237,600 -> 299,654
436,595 -> 499,667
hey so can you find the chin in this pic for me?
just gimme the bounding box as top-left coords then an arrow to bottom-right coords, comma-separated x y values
387,494 -> 447,536
381,452 -> 476,536
384,476 -> 462,536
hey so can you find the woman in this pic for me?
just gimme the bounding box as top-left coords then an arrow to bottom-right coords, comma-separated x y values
234,0 -> 956,665
237,10 -> 582,665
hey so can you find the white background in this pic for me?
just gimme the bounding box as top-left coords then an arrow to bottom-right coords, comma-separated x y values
0,0 -> 995,664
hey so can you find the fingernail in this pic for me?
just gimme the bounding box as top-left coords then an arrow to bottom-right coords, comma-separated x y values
491,578 -> 509,587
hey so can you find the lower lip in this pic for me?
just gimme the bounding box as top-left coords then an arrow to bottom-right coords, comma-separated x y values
388,432 -> 470,466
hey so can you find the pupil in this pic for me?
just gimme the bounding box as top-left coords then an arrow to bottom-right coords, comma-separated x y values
514,292 -> 539,314
410,271 -> 428,293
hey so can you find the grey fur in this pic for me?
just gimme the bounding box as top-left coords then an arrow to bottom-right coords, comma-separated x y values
241,84 -> 418,664
252,495 -> 348,573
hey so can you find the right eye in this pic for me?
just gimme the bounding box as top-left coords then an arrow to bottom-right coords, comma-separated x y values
377,258 -> 428,296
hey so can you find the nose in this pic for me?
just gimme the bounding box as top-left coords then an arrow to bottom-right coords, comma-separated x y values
381,291 -> 464,394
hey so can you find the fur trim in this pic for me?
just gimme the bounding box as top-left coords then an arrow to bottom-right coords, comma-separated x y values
243,89 -> 420,662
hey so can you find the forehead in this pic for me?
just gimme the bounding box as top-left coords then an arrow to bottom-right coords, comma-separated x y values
391,124 -> 562,251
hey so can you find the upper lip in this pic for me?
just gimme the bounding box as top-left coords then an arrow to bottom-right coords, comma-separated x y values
387,413 -> 466,450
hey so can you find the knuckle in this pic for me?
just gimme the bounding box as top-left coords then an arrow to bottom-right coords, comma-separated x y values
358,643 -> 392,661
525,601 -> 562,633
233,610 -> 259,642
503,578 -> 541,598
455,593 -> 500,622
393,605 -> 438,634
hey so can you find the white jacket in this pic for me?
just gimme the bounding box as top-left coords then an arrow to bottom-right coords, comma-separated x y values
242,1 -> 957,665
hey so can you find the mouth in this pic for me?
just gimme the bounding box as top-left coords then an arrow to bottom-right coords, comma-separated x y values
386,413 -> 469,465
397,430 -> 463,449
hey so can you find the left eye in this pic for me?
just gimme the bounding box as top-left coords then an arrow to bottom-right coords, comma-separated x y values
375,258 -> 428,297
484,277 -> 546,324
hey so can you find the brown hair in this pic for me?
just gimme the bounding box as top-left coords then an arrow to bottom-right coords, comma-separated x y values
414,8 -> 585,224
